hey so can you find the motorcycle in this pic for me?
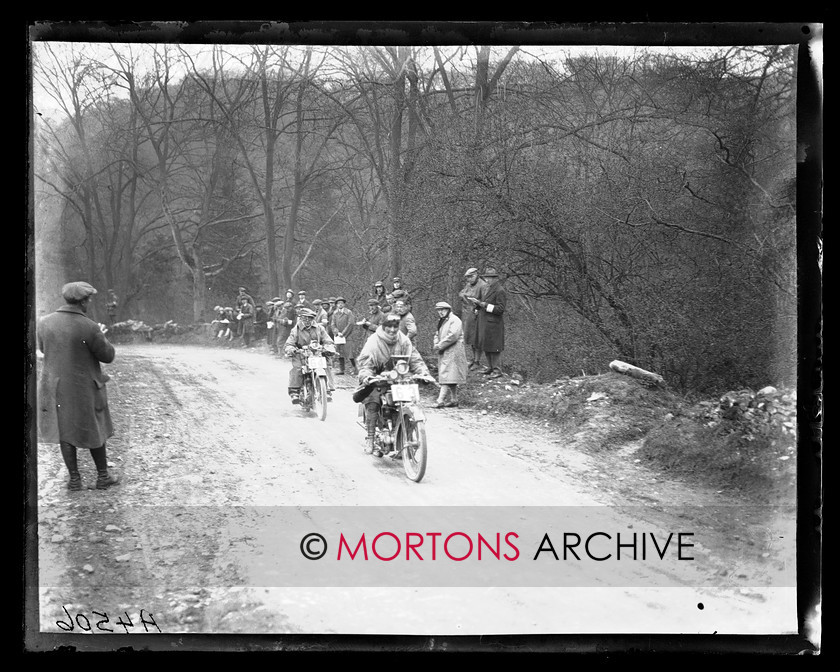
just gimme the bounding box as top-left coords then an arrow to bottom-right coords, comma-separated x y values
354,355 -> 434,482
291,341 -> 333,421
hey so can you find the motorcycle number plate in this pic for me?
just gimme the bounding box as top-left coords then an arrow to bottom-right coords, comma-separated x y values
391,383 -> 419,403
308,356 -> 327,368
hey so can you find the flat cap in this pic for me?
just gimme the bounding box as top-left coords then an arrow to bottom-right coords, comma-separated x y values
392,289 -> 407,298
270,297 -> 283,303
299,308 -> 317,318
434,301 -> 452,310
464,267 -> 478,276
393,277 -> 402,282
483,267 -> 499,277
374,281 -> 384,287
297,290 -> 307,295
367,298 -> 381,305
312,299 -> 322,305
62,281 -> 97,302
334,296 -> 346,303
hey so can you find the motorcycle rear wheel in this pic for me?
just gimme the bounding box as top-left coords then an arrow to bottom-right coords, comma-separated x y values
399,416 -> 427,482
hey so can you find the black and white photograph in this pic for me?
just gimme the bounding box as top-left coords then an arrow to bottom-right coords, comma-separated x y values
25,21 -> 822,654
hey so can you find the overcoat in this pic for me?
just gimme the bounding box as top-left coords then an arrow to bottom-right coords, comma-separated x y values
433,313 -> 468,384
398,311 -> 417,344
37,305 -> 116,448
476,280 -> 507,353
330,308 -> 356,358
458,277 -> 487,348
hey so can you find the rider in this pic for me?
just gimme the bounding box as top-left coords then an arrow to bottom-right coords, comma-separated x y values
284,308 -> 336,405
355,312 -> 434,456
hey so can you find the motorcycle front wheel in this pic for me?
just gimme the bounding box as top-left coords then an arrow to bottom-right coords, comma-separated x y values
300,376 -> 313,412
398,414 -> 427,482
314,375 -> 328,421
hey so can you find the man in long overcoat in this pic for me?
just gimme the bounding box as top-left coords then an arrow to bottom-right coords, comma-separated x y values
432,301 -> 469,407
458,267 -> 487,370
330,297 -> 357,375
37,281 -> 120,490
470,267 -> 507,379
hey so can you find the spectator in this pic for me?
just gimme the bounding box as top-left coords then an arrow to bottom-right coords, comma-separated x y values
254,302 -> 269,343
105,289 -> 119,326
458,267 -> 487,370
469,267 -> 507,379
372,281 -> 387,306
431,301 -> 468,407
330,297 -> 357,375
393,299 -> 417,346
237,296 -> 255,347
313,299 -> 329,330
359,298 -> 387,336
295,290 -> 314,314
36,281 -> 120,490
265,300 -> 279,352
274,300 -> 296,354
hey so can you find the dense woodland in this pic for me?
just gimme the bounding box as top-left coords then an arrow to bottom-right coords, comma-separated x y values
31,43 -> 797,392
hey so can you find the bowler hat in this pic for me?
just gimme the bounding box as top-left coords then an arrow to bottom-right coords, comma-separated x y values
62,281 -> 97,302
482,267 -> 500,277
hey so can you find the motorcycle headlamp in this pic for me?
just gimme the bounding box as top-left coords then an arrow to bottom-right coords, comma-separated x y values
388,369 -> 399,381
395,360 -> 410,375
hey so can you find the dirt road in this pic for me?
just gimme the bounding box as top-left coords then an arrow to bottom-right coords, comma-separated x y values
33,344 -> 797,640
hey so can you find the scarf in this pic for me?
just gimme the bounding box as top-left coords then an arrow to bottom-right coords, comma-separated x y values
376,324 -> 399,345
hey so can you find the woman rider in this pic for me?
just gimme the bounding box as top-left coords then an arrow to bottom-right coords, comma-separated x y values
355,313 -> 435,457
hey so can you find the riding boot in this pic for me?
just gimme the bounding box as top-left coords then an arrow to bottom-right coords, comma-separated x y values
364,403 -> 381,456
59,441 -> 82,491
289,387 -> 301,404
339,357 -> 346,375
90,445 -> 120,489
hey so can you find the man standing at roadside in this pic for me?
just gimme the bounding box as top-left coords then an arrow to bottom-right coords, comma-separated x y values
393,298 -> 417,346
458,267 -> 487,370
295,290 -> 314,314
359,298 -> 387,337
469,267 -> 507,379
330,297 -> 357,375
37,281 -> 120,491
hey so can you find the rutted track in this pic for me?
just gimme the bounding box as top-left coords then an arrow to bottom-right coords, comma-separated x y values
35,343 -> 797,637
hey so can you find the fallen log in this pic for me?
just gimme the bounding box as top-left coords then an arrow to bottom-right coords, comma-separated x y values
609,360 -> 666,387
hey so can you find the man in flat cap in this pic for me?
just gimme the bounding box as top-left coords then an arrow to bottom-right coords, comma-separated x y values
295,289 -> 314,314
458,267 -> 487,370
330,297 -> 357,375
37,282 -> 120,490
467,267 -> 507,379
359,298 -> 387,336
